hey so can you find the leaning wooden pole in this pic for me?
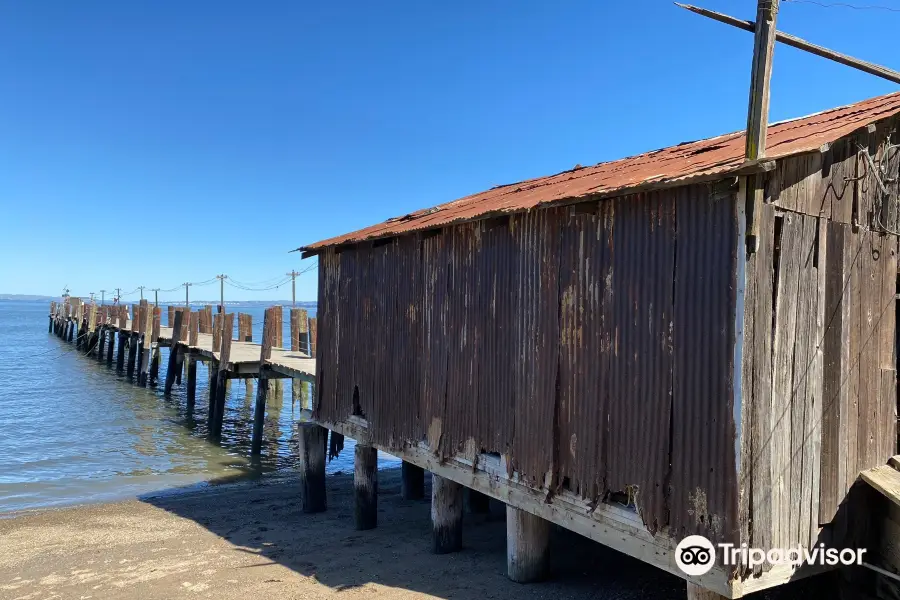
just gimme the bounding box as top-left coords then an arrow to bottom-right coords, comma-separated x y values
675,3 -> 900,85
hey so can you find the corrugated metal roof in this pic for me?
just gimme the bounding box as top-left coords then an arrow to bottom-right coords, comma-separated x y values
300,92 -> 900,252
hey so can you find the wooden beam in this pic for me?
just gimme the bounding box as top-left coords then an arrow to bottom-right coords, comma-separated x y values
676,3 -> 900,86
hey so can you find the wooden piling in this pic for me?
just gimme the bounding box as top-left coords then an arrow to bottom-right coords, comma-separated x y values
211,313 -> 234,438
184,310 -> 199,404
115,307 -> 127,373
239,313 -> 253,397
87,304 -> 97,355
97,324 -> 106,360
401,462 -> 425,501
126,333 -> 139,379
138,301 -> 153,386
251,308 -> 275,454
268,307 -> 283,400
308,317 -> 318,358
105,325 -> 115,365
297,422 -> 327,512
207,360 -> 219,430
354,444 -> 378,530
149,308 -> 161,385
290,308 -> 309,408
431,475 -> 463,554
185,354 -> 198,411
506,506 -> 551,583
163,311 -> 184,395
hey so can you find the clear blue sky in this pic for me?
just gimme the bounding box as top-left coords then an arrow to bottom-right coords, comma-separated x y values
1,0 -> 897,302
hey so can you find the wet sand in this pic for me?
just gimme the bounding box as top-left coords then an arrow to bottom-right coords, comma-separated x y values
0,469 -> 835,600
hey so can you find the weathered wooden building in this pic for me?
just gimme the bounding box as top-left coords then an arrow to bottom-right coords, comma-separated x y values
299,92 -> 900,598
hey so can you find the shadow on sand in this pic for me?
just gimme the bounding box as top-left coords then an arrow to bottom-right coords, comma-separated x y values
140,467 -> 839,600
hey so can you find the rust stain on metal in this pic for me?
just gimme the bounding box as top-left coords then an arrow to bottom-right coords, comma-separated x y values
314,183 -> 741,542
300,93 -> 900,252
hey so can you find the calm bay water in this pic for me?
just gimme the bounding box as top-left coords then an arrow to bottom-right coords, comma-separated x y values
0,300 -> 398,513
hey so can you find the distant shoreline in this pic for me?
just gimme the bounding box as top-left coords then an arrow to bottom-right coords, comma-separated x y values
0,295 -> 317,306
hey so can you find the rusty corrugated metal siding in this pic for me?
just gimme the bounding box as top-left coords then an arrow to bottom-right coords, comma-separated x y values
314,184 -> 740,541
670,185 -> 740,545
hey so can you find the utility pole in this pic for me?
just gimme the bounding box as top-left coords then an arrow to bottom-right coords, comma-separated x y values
744,0 -> 779,253
115,288 -> 121,305
89,292 -> 95,303
100,289 -> 106,305
216,275 -> 228,312
286,270 -> 300,306
183,282 -> 192,307
138,285 -> 146,301
151,288 -> 160,307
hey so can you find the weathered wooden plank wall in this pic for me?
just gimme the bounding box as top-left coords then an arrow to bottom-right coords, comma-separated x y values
741,121 -> 899,565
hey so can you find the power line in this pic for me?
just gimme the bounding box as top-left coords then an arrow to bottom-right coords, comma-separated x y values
783,0 -> 900,12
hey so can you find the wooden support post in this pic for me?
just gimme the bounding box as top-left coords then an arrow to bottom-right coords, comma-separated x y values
67,319 -> 74,342
251,308 -> 275,454
401,461 -> 425,500
149,307 -> 161,385
685,582 -> 727,600
239,313 -> 253,397
467,488 -> 491,514
126,333 -> 138,379
138,301 -> 152,386
211,313 -> 234,438
432,474 -> 463,553
354,444 -> 378,530
96,325 -> 106,360
252,368 -> 269,453
290,308 -> 309,407
207,360 -> 219,431
297,422 -> 327,513
106,326 -> 115,366
185,354 -> 197,411
268,306 -> 284,399
164,311 -> 184,395
506,506 -> 551,583
116,331 -> 126,373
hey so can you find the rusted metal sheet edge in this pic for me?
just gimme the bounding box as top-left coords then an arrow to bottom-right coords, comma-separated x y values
733,181 -> 747,511
297,166 -> 776,255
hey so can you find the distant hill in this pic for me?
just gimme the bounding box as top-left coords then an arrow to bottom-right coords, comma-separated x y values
0,294 -> 58,302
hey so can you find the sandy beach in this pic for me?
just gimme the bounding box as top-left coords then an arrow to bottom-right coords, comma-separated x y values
0,469 -> 834,600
